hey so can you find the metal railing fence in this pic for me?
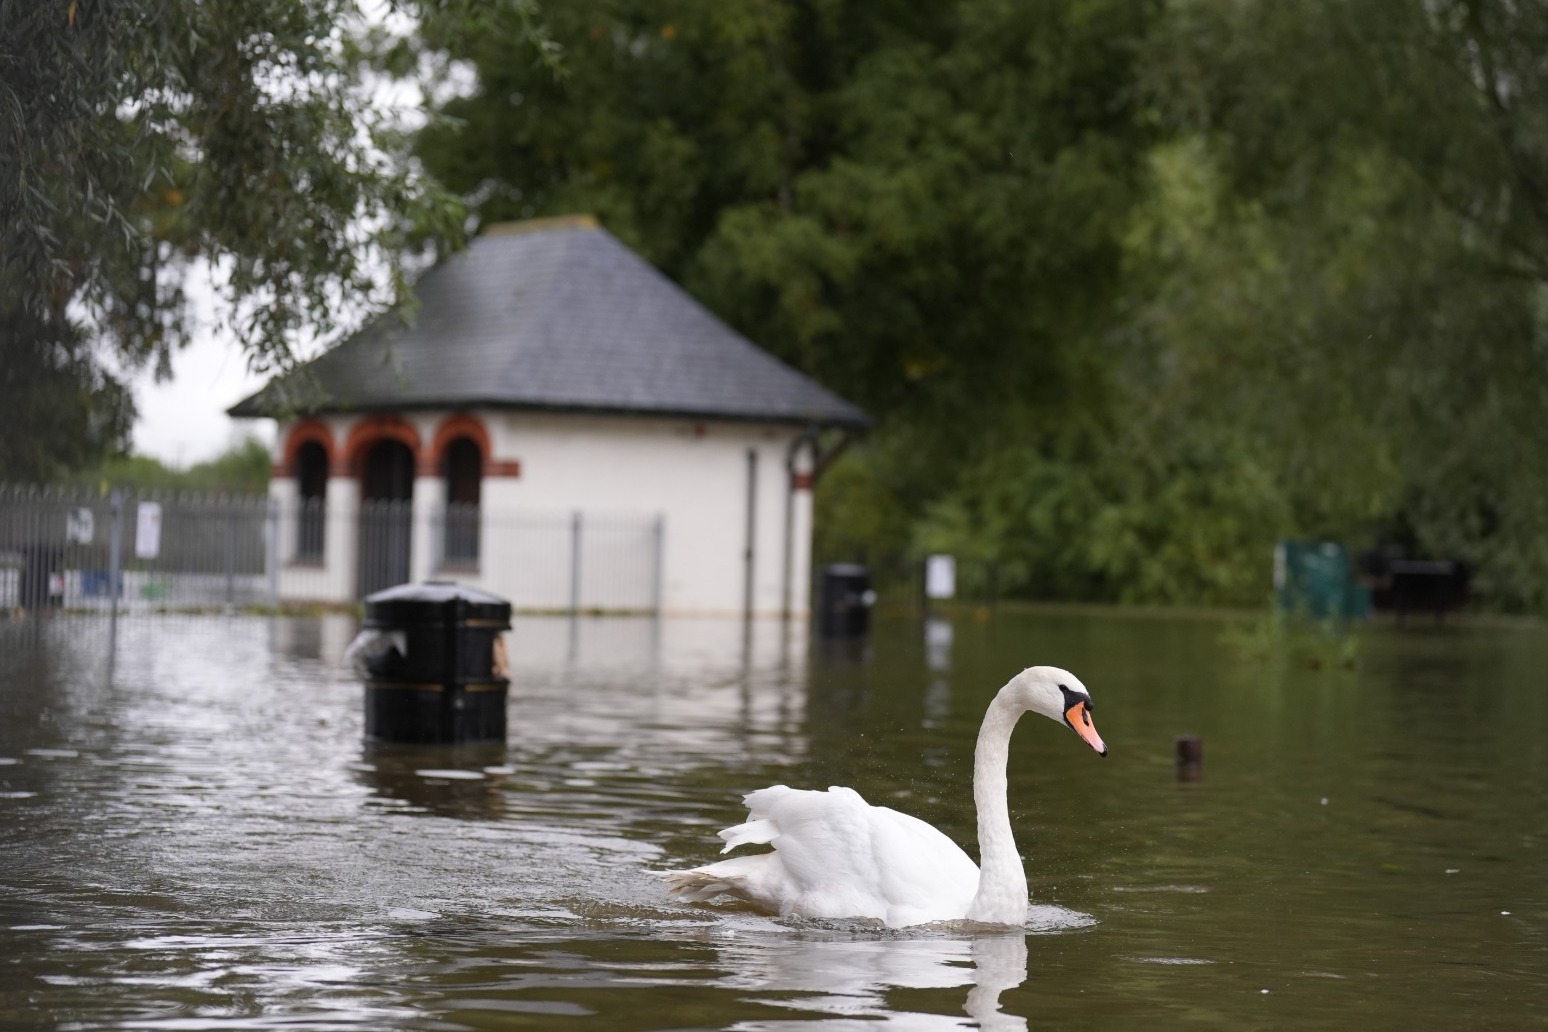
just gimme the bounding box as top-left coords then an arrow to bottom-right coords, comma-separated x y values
0,484 -> 272,613
0,484 -> 663,618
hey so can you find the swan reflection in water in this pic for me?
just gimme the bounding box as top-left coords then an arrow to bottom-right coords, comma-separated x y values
710,925 -> 1063,1030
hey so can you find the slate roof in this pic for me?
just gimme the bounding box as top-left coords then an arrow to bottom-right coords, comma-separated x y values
228,216 -> 869,428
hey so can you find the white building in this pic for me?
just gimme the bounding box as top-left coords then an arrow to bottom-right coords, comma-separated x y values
229,216 -> 868,618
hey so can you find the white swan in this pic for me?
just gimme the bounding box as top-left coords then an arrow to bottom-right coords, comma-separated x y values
659,665 -> 1107,927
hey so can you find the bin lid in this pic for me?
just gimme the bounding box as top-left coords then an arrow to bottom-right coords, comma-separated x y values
363,581 -> 512,627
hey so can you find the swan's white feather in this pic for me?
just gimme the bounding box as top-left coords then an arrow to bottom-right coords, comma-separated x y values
660,784 -> 979,927
718,817 -> 778,852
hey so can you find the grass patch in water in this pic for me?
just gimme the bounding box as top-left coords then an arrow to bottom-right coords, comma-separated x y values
1222,607 -> 1362,670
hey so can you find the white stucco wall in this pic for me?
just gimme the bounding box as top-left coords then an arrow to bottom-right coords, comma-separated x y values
479,411 -> 811,617
266,409 -> 819,617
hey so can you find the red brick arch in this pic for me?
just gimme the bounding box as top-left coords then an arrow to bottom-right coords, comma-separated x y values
342,415 -> 424,477
430,413 -> 492,474
279,419 -> 337,478
431,412 -> 521,478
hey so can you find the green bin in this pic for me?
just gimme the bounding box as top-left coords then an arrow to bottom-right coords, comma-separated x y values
1274,541 -> 1369,620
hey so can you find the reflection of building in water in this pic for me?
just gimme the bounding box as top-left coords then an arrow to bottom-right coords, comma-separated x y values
506,614 -> 808,674
712,931 -> 1028,1030
268,614 -> 358,665
501,616 -> 810,769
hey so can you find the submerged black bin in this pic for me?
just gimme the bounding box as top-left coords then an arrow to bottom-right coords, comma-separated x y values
817,563 -> 875,638
356,582 -> 512,744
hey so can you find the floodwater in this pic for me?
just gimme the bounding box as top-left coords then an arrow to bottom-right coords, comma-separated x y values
1,607 -> 1545,1031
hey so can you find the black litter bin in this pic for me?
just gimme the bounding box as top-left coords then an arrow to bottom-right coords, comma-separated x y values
355,581 -> 512,743
817,563 -> 875,638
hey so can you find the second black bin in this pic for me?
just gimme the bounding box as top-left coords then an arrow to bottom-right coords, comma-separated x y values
816,563 -> 875,638
358,581 -> 512,744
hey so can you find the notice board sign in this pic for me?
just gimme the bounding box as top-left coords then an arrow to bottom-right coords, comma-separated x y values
135,502 -> 162,560
925,554 -> 956,600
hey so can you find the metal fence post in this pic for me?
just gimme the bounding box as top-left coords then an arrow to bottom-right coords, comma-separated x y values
569,510 -> 583,617
108,488 -> 122,648
744,448 -> 758,623
266,497 -> 280,608
224,503 -> 237,610
653,513 -> 665,617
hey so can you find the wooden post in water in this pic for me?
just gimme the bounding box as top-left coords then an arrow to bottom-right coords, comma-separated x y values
1175,734 -> 1203,781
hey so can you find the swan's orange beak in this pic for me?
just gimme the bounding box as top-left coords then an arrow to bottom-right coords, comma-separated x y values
1064,701 -> 1108,757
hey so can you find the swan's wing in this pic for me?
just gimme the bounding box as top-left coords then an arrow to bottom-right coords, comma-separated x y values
847,796 -> 982,926
662,785 -> 979,927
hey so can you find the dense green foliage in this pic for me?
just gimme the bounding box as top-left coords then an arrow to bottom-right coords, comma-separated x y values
0,311 -> 136,483
1127,1 -> 1548,609
408,0 -> 1548,611
419,0 -> 1151,432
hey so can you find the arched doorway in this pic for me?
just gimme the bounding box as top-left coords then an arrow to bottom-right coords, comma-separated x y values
358,439 -> 415,596
442,436 -> 483,566
295,440 -> 329,562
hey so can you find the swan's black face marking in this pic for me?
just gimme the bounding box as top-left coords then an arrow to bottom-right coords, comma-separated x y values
1058,685 -> 1093,728
1059,684 -> 1108,757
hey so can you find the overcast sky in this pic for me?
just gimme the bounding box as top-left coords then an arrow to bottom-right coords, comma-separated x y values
129,329 -> 275,468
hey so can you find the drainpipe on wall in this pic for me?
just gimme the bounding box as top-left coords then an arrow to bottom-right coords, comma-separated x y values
780,428 -> 817,622
779,426 -> 858,622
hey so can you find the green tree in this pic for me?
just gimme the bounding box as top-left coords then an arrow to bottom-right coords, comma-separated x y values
77,437 -> 273,494
418,0 -> 1158,434
833,0 -> 1548,610
1132,0 -> 1548,609
0,313 -> 137,483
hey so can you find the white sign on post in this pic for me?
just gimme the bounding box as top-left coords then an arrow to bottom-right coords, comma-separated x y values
135,502 -> 162,560
925,554 -> 956,600
65,507 -> 95,545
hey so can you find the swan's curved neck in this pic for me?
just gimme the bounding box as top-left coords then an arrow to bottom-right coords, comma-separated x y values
965,688 -> 1029,925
